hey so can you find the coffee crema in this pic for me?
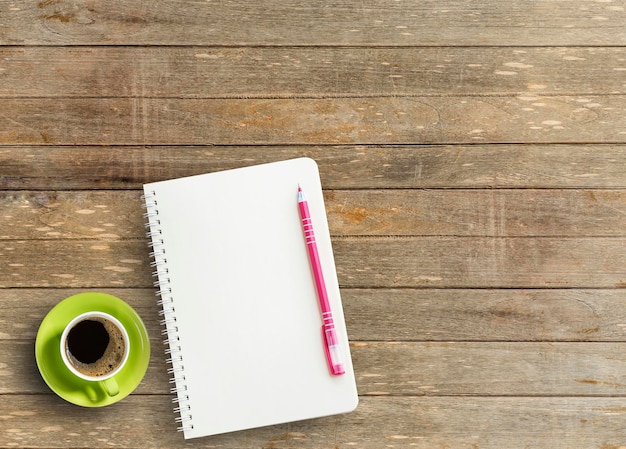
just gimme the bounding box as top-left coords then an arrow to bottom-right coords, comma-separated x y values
65,317 -> 126,378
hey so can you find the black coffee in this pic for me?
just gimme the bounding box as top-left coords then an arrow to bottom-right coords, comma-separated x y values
67,320 -> 110,363
65,317 -> 126,377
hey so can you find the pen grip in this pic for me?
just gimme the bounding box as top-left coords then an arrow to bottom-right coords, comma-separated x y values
323,324 -> 345,376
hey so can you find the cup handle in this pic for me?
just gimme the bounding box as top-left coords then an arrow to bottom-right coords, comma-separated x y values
101,377 -> 120,397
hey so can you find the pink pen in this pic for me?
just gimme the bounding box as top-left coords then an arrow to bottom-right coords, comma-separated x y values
298,185 -> 345,376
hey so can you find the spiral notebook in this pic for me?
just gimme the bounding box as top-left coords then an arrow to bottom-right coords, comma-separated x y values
142,158 -> 358,439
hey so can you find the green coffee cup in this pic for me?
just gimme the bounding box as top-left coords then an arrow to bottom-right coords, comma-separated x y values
35,292 -> 150,407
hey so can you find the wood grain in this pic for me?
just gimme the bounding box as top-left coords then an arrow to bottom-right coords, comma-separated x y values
3,288 -> 626,343
2,47 -> 625,98
7,339 -> 626,396
1,96 -> 625,145
2,396 -> 626,448
2,145 -> 626,190
344,288 -> 626,342
2,0 -> 626,445
3,0 -> 625,46
334,237 -> 626,288
326,189 -> 626,237
1,237 -> 625,288
2,189 -> 626,240
2,287 -> 626,345
0,239 -> 152,288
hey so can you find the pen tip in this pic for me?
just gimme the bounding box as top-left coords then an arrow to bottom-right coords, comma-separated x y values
298,184 -> 302,192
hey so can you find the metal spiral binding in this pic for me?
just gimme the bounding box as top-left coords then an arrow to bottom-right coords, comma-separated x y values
141,191 -> 193,433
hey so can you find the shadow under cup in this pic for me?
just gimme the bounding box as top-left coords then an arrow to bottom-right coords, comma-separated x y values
60,311 -> 130,398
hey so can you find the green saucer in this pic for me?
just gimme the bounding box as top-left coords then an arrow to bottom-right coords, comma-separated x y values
35,292 -> 150,407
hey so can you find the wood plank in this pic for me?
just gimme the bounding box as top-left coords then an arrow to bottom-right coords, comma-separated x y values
1,96 -> 625,146
3,288 -> 626,343
345,288 -> 626,342
3,0 -> 626,46
2,145 -> 626,190
3,189 -> 626,240
1,238 -> 625,288
0,239 -> 153,288
3,287 -> 626,342
2,395 -> 626,448
0,191 -> 141,240
352,342 -> 626,396
2,47 -> 626,98
7,339 -> 626,396
326,189 -> 626,237
334,237 -> 626,288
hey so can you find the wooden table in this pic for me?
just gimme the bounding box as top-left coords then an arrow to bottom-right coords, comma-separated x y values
2,1 -> 626,447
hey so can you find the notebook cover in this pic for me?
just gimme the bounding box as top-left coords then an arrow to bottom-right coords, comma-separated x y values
143,158 -> 358,438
